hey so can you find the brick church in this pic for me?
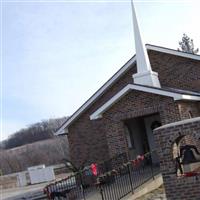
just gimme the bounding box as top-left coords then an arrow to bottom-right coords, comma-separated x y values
56,4 -> 200,168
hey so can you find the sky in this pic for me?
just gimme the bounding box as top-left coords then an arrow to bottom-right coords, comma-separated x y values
1,0 -> 200,141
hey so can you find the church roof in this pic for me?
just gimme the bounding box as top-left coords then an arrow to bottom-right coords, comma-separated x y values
55,44 -> 200,135
162,87 -> 200,97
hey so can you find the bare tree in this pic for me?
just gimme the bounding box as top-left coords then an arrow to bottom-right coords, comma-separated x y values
0,136 -> 69,174
2,117 -> 68,149
178,33 -> 199,54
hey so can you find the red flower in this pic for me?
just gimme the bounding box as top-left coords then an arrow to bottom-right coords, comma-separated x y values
137,155 -> 144,161
132,159 -> 139,166
91,163 -> 98,176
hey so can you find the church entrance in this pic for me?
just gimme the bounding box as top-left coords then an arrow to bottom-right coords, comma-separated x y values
124,113 -> 161,162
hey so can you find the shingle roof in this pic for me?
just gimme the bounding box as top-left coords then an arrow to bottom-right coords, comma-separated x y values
163,87 -> 200,97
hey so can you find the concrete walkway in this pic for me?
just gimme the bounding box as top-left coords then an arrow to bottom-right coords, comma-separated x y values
123,174 -> 164,200
135,186 -> 166,200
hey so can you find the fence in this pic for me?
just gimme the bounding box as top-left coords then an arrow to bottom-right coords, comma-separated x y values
44,151 -> 160,200
98,152 -> 160,200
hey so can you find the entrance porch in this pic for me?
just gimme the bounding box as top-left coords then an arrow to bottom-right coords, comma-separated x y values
124,113 -> 161,162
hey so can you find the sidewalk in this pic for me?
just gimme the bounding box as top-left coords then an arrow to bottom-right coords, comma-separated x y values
135,186 -> 166,200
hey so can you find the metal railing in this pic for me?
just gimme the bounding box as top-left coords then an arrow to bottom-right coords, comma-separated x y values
98,151 -> 160,200
44,173 -> 84,199
44,151 -> 160,200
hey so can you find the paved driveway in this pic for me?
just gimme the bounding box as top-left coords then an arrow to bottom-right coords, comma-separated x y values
1,182 -> 47,200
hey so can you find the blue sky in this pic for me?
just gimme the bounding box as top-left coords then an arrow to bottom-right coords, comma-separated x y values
1,0 -> 200,140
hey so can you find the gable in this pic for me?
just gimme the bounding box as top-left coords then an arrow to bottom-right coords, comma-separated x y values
56,45 -> 200,134
90,84 -> 200,120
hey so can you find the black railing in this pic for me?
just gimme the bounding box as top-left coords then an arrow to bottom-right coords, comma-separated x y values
44,174 -> 84,199
44,151 -> 160,200
98,151 -> 160,200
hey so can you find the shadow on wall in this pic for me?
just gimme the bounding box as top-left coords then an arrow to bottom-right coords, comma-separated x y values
172,134 -> 200,176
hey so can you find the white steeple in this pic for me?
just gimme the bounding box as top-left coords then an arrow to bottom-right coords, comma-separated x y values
131,0 -> 161,88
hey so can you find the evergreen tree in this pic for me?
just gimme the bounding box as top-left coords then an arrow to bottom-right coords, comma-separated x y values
178,34 -> 199,54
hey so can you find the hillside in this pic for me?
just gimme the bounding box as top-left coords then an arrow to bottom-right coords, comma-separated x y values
0,117 -> 69,175
0,135 -> 69,175
1,117 -> 68,149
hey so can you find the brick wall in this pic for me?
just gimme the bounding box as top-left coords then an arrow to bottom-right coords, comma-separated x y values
69,90 -> 182,165
68,118 -> 109,167
149,50 -> 200,92
178,101 -> 200,119
103,91 -> 181,158
67,50 -> 200,167
154,117 -> 200,200
179,135 -> 200,153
